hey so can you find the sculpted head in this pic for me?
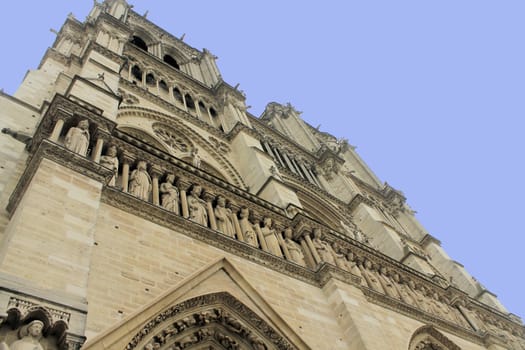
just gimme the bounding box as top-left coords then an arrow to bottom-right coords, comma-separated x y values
217,195 -> 226,207
313,228 -> 322,239
166,174 -> 175,183
137,160 -> 147,170
27,320 -> 44,337
78,119 -> 89,130
240,207 -> 249,218
192,185 -> 202,196
263,217 -> 272,227
106,145 -> 117,157
284,227 -> 293,239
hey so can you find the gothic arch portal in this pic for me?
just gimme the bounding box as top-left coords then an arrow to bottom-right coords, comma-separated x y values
126,292 -> 297,350
408,325 -> 462,350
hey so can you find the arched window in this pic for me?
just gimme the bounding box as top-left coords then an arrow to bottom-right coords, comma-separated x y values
209,107 -> 217,118
185,94 -> 195,110
131,65 -> 142,82
163,54 -> 180,69
198,101 -> 207,116
159,80 -> 169,92
145,73 -> 156,87
130,35 -> 148,51
173,87 -> 183,104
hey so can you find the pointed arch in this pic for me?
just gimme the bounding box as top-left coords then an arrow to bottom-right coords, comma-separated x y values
409,325 -> 462,350
126,292 -> 298,350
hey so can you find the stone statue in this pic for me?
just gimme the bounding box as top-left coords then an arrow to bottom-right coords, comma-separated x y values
191,148 -> 201,168
359,259 -> 385,293
312,229 -> 335,265
0,320 -> 45,350
260,217 -> 282,257
214,195 -> 235,237
331,243 -> 350,271
377,266 -> 401,299
408,282 -> 432,314
187,185 -> 208,226
100,145 -> 119,186
282,227 -> 306,266
129,160 -> 151,201
392,274 -> 419,307
160,174 -> 180,214
64,119 -> 90,156
239,207 -> 258,247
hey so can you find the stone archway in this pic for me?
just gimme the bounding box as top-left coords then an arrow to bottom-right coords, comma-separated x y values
408,325 -> 461,350
126,292 -> 297,350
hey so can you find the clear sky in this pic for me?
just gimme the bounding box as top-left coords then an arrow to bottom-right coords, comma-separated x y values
1,2 -> 524,320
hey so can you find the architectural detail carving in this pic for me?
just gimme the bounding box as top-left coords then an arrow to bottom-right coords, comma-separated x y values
125,293 -> 298,350
64,120 -> 90,156
100,145 -> 119,186
160,174 -> 180,214
187,184 -> 208,226
129,160 -> 152,200
0,320 -> 44,350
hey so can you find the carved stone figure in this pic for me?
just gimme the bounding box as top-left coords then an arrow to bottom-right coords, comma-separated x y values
214,195 -> 235,237
283,227 -> 306,266
331,243 -> 350,271
0,320 -> 45,350
191,147 -> 201,168
239,207 -> 258,247
64,119 -> 90,156
377,267 -> 401,299
346,252 -> 366,284
392,274 -> 419,307
100,145 -> 119,186
260,217 -> 282,257
359,259 -> 385,293
160,174 -> 180,214
312,229 -> 335,265
408,282 -> 432,314
129,161 -> 151,201
187,185 -> 208,226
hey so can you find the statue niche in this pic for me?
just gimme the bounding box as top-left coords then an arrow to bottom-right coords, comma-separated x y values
0,320 -> 45,350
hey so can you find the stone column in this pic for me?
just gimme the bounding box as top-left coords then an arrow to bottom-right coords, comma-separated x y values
177,180 -> 190,219
120,153 -> 133,193
203,191 -> 217,231
272,146 -> 286,167
304,233 -> 322,265
91,137 -> 105,163
50,118 -> 65,141
282,152 -> 297,174
150,166 -> 162,206
228,202 -> 244,241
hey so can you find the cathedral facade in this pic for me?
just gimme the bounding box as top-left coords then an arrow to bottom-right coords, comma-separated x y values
0,1 -> 523,349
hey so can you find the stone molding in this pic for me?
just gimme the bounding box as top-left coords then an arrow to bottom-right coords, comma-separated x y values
125,292 -> 300,350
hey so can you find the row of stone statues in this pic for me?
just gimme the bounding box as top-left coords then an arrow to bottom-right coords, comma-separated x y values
97,147 -> 310,267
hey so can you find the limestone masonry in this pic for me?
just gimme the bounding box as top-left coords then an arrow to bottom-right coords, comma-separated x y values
0,1 -> 523,349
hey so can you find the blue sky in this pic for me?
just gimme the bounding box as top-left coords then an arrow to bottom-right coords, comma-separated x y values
1,2 -> 524,320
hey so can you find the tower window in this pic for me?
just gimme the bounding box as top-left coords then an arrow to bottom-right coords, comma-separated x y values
163,55 -> 180,70
209,108 -> 217,118
131,35 -> 148,51
185,94 -> 195,110
146,73 -> 156,86
131,65 -> 142,81
173,87 -> 183,103
159,80 -> 169,92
